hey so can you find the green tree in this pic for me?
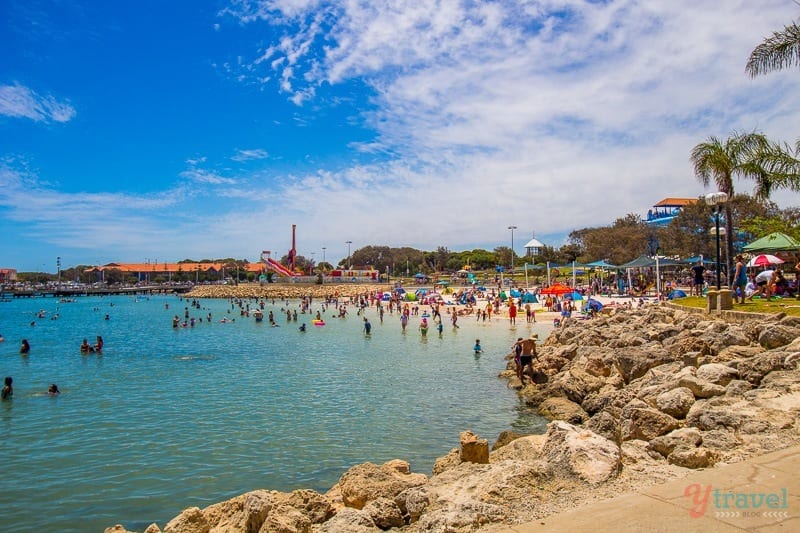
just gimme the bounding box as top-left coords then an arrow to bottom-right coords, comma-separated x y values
746,21 -> 800,78
690,132 -> 770,280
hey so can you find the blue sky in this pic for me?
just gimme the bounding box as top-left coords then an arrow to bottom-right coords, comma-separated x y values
1,0 -> 799,272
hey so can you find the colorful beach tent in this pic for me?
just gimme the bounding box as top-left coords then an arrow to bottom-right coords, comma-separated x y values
743,232 -> 800,252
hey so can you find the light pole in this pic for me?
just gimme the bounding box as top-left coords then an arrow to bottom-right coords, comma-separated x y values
345,241 -> 352,270
508,225 -> 517,275
56,256 -> 61,289
705,192 -> 728,290
322,247 -> 326,267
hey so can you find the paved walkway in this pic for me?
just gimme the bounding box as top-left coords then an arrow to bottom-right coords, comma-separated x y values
498,445 -> 800,532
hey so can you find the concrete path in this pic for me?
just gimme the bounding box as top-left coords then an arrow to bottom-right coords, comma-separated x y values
497,445 -> 800,532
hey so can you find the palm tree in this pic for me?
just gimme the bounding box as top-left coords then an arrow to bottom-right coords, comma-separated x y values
690,132 -> 770,282
746,21 -> 800,77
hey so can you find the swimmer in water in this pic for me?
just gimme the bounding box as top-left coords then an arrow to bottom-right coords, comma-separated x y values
48,383 -> 60,395
473,339 -> 482,354
299,323 -> 306,332
80,338 -> 94,353
2,376 -> 12,400
20,339 -> 30,354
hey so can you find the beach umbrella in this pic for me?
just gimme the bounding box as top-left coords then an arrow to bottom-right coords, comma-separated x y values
540,283 -> 573,296
414,273 -> 426,279
747,254 -> 784,267
668,289 -> 687,299
565,291 -> 583,300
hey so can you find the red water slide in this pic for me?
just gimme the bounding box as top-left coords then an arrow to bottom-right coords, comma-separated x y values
266,258 -> 298,277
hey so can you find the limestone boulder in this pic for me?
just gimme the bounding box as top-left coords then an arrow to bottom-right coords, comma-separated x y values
198,493 -> 246,532
394,486 -> 430,523
647,427 -> 703,458
686,400 -> 742,431
244,490 -> 274,533
667,446 -> 717,469
701,429 -> 740,452
537,397 -> 588,424
489,434 -> 546,463
695,363 -> 739,386
281,489 -> 333,524
615,347 -> 675,384
164,507 -> 209,533
736,352 -> 786,385
144,525 -> 161,533
260,504 -> 310,533
459,430 -> 489,464
413,502 -> 508,531
662,334 -> 712,359
312,507 -> 378,532
492,429 -> 530,450
581,387 -> 635,416
678,375 -> 726,399
338,461 -> 428,510
758,325 -> 800,350
655,387 -> 695,419
584,408 -> 621,443
541,421 -> 620,484
725,380 -> 753,397
361,497 -> 405,529
105,527 -> 136,533
432,448 -> 461,475
620,402 -> 680,442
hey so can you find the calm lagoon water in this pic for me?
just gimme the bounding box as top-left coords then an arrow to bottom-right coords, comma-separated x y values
0,293 -> 547,532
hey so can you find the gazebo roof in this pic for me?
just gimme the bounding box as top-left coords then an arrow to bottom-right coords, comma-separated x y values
523,238 -> 545,248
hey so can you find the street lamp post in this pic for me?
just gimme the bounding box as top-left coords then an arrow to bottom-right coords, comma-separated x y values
508,225 -> 517,275
705,192 -> 729,290
345,241 -> 352,270
322,247 -> 326,266
56,256 -> 61,289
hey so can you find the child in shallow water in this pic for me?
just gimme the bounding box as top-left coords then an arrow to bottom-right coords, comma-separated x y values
473,339 -> 482,354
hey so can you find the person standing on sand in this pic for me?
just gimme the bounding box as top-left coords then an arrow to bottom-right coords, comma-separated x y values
732,255 -> 747,304
691,261 -> 706,296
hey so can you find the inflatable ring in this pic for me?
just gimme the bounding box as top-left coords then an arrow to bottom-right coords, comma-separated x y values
312,320 -> 326,326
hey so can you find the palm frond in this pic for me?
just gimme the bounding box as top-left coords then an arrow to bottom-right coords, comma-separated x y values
746,21 -> 800,77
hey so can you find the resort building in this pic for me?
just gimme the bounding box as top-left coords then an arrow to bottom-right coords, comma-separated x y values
0,268 -> 18,283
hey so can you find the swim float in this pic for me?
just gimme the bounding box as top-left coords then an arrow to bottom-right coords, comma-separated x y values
312,320 -> 326,326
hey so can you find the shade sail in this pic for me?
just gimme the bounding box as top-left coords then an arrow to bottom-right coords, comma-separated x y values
743,232 -> 800,252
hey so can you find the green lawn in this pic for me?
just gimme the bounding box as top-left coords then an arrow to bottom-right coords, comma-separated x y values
674,295 -> 800,316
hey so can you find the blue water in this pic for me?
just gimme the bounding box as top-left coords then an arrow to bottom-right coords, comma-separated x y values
0,294 -> 547,532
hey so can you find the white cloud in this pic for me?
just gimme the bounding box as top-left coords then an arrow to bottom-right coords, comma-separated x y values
231,148 -> 270,161
220,0 -> 800,253
179,168 -> 237,185
0,83 -> 76,123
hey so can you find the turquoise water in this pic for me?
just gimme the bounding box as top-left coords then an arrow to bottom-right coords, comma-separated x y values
0,294 -> 547,532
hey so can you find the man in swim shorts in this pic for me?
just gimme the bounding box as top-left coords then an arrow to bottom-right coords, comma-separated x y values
518,334 -> 537,383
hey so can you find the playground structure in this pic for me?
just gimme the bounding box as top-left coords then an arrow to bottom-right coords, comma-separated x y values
261,224 -> 300,277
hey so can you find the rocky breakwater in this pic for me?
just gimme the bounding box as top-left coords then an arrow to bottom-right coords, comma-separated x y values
105,305 -> 800,532
106,425 -> 628,533
186,283 -> 386,300
504,305 -> 800,470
